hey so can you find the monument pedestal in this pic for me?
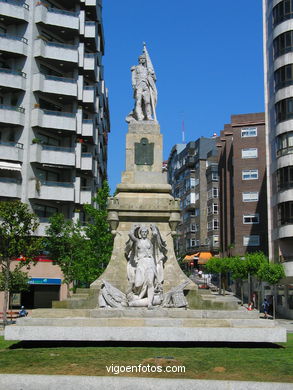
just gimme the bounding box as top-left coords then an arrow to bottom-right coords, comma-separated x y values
91,120 -> 196,300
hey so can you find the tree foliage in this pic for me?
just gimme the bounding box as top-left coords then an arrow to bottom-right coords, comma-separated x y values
83,180 -> 113,276
257,262 -> 285,285
45,181 -> 113,291
0,201 -> 41,324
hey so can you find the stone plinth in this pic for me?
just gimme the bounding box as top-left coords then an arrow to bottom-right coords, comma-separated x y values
91,120 -> 195,298
5,313 -> 287,343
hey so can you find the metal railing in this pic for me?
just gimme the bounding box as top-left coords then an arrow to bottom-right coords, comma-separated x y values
0,68 -> 26,78
41,145 -> 74,153
84,85 -> 95,90
45,40 -> 78,50
40,180 -> 74,188
276,146 -> 293,158
81,152 -> 92,158
47,7 -> 79,17
0,0 -> 29,9
44,74 -> 77,83
0,104 -> 25,113
81,186 -> 92,191
0,140 -> 23,149
82,119 -> 93,124
84,53 -> 96,58
42,109 -> 75,118
0,32 -> 28,44
0,177 -> 21,184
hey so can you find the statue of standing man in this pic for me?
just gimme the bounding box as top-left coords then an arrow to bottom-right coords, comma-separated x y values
126,43 -> 157,122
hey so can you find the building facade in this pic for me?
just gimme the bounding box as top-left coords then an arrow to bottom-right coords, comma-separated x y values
0,0 -> 109,308
218,113 -> 268,257
263,0 -> 293,317
167,137 -> 219,259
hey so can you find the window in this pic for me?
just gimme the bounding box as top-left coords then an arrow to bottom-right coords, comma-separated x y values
241,148 -> 258,159
36,169 -> 59,182
208,219 -> 219,231
195,208 -> 200,216
34,204 -> 58,219
243,235 -> 260,246
275,97 -> 293,123
190,223 -> 196,232
241,127 -> 257,137
207,203 -> 218,215
278,201 -> 293,225
273,0 -> 293,27
242,192 -> 259,202
243,214 -> 259,224
276,132 -> 293,157
242,169 -> 258,180
208,187 -> 219,199
273,30 -> 293,59
212,235 -> 219,247
277,166 -> 293,190
275,64 -> 293,91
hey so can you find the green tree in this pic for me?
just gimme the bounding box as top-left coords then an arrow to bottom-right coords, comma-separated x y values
0,201 -> 41,325
257,262 -> 285,285
45,181 -> 113,292
205,257 -> 232,295
83,180 -> 113,278
45,213 -> 87,296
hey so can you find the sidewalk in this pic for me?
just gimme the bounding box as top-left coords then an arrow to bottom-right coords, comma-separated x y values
0,375 -> 292,390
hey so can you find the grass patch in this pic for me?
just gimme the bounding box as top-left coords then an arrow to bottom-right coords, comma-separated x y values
0,336 -> 292,382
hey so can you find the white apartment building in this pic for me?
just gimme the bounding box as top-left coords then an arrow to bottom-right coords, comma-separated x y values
263,0 -> 293,317
0,0 -> 110,308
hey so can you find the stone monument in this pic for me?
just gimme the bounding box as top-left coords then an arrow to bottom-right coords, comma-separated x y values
5,45 -> 286,344
92,43 -> 197,308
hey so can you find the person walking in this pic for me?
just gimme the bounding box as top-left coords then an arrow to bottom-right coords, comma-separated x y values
262,298 -> 269,319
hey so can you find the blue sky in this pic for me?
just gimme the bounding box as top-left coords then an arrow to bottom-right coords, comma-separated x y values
102,1 -> 264,193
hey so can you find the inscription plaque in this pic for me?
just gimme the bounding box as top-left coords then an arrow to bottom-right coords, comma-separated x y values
135,138 -> 154,165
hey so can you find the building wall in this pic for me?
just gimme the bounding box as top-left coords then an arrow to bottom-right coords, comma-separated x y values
219,113 -> 268,257
0,0 -> 109,308
263,0 -> 293,317
167,137 -> 219,257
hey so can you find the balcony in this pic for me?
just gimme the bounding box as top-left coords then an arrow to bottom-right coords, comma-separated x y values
83,85 -> 96,103
35,4 -> 79,30
84,21 -> 96,39
81,152 -> 93,171
80,186 -> 92,204
84,53 -> 96,71
0,33 -> 28,56
82,119 -> 95,138
0,104 -> 25,125
0,68 -> 26,90
34,220 -> 50,237
0,0 -> 29,22
32,73 -> 77,97
34,39 -> 78,64
85,0 -> 96,6
0,177 -> 21,198
30,144 -> 75,166
31,108 -> 76,132
29,179 -> 75,202
0,141 -> 23,162
278,224 -> 293,239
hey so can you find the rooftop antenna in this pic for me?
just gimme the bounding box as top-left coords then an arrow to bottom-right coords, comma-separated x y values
182,119 -> 186,144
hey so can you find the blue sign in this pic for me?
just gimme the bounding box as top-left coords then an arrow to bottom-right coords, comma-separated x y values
28,278 -> 61,285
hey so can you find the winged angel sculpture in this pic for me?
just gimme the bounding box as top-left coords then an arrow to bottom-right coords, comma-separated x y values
99,224 -> 188,309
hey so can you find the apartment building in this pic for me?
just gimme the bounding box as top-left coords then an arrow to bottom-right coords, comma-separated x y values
167,137 -> 219,259
0,0 -> 110,308
263,0 -> 293,317
218,113 -> 268,257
